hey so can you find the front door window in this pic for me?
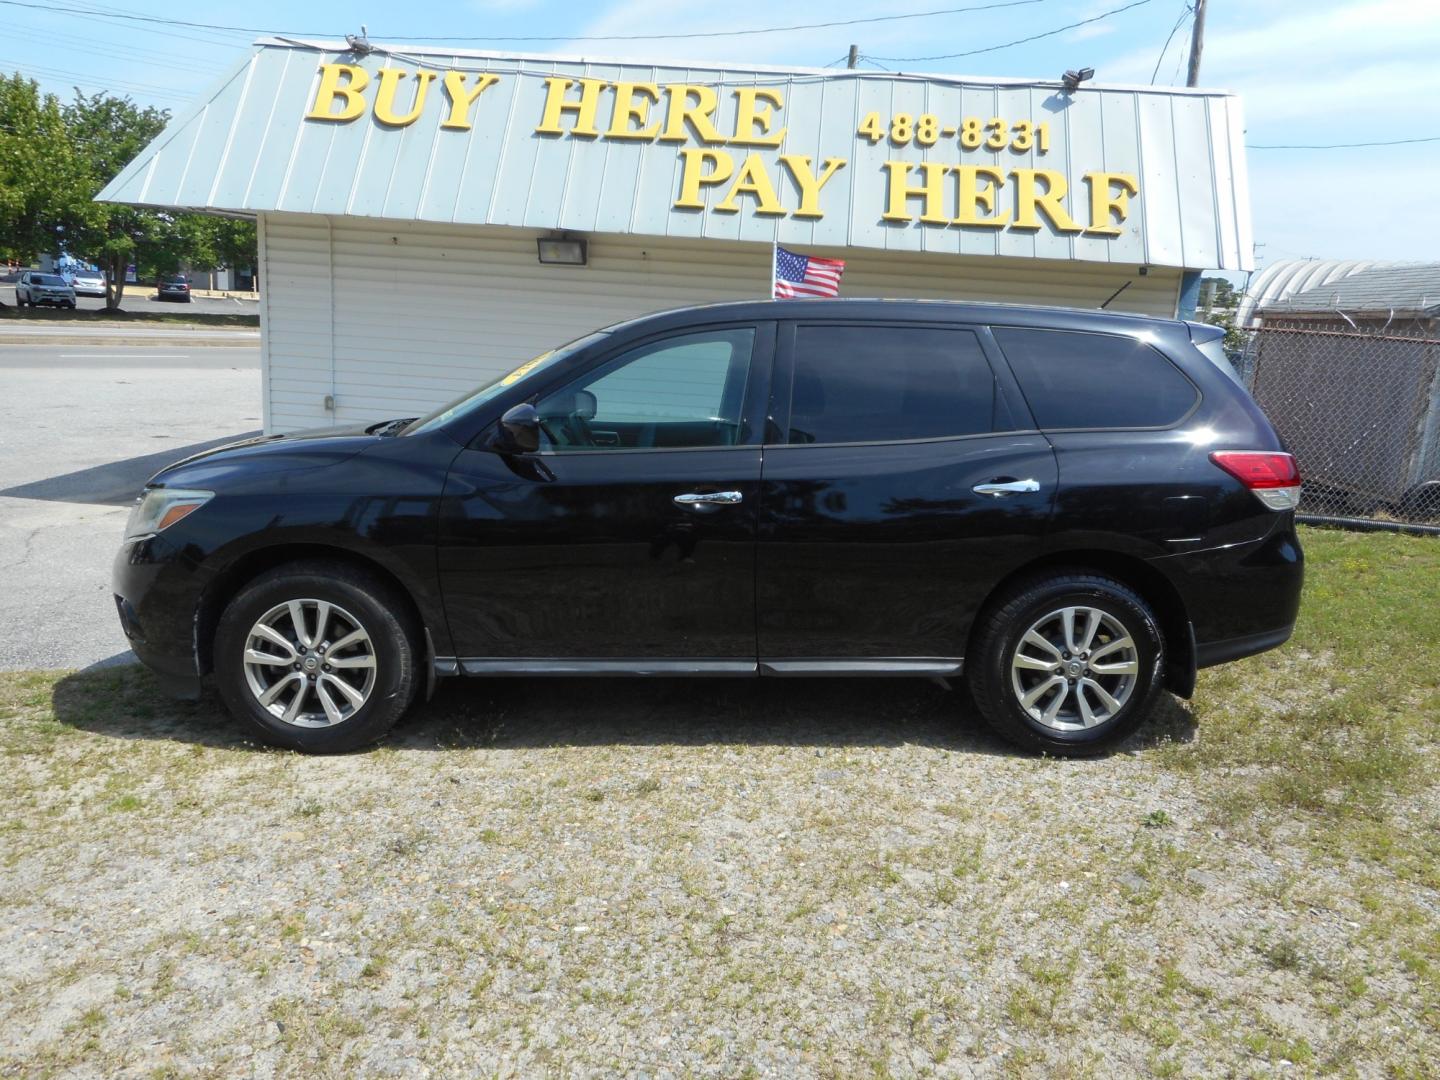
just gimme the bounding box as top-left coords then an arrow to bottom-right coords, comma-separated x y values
535,328 -> 756,450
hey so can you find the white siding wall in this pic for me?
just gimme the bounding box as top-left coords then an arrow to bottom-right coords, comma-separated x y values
260,212 -> 1181,433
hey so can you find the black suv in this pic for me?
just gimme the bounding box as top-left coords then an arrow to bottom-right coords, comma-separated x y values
114,300 -> 1303,755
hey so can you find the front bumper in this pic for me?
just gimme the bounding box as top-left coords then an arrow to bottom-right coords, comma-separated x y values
112,535 -> 206,696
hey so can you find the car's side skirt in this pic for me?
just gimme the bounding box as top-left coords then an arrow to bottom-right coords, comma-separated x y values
436,657 -> 963,678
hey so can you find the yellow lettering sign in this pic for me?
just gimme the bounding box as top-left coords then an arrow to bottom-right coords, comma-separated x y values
373,68 -> 438,127
778,155 -> 847,219
953,166 -> 1010,228
305,63 -> 371,122
881,161 -> 951,225
1083,171 -> 1140,236
715,153 -> 785,216
1012,168 -> 1083,234
535,76 -> 606,137
730,88 -> 786,148
441,72 -> 500,131
660,84 -> 726,145
606,82 -> 662,139
674,148 -> 734,209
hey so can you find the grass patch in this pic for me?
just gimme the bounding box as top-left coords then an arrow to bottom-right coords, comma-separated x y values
0,527 -> 1437,1077
0,304 -> 258,328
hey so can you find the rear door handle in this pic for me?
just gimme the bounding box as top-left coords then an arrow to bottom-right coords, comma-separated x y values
673,490 -> 744,507
972,478 -> 1041,497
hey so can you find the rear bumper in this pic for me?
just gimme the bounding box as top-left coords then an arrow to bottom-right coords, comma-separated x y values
1195,623 -> 1295,669
1150,520 -> 1304,667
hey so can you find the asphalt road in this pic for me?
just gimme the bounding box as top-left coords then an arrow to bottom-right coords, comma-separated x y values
0,281 -> 257,317
0,342 -> 261,671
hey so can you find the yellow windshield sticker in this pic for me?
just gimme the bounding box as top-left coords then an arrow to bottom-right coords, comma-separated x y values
500,352 -> 553,386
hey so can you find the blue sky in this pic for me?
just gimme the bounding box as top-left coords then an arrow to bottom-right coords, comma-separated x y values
5,0 -> 1436,272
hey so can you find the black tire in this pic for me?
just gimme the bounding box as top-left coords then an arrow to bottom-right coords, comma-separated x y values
967,572 -> 1166,756
213,561 -> 420,753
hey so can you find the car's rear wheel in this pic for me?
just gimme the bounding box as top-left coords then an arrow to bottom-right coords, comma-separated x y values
213,562 -> 419,752
967,572 -> 1165,756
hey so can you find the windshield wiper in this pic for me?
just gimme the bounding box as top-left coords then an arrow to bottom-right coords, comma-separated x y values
366,417 -> 420,437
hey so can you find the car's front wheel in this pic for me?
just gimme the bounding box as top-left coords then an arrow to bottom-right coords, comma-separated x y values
213,562 -> 420,752
967,573 -> 1165,756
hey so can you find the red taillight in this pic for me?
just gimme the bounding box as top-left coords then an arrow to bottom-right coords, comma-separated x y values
1210,451 -> 1302,511
1209,451 -> 1300,488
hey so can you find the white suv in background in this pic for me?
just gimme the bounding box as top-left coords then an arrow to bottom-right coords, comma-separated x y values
15,271 -> 77,309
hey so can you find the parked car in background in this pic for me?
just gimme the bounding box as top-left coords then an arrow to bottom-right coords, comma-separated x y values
70,269 -> 107,298
113,299 -> 1304,757
155,274 -> 191,302
15,271 -> 77,309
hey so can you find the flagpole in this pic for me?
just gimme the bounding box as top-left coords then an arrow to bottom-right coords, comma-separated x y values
770,233 -> 778,300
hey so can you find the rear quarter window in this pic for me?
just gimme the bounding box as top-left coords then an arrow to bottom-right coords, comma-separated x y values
992,327 -> 1199,429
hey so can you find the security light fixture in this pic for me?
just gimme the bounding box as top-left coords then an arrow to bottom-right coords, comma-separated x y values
537,236 -> 587,266
1061,67 -> 1095,92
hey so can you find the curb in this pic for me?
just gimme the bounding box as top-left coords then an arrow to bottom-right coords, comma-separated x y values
1,334 -> 260,346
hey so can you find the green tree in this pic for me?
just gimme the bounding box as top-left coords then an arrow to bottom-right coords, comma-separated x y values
60,92 -> 259,306
62,91 -> 171,309
0,73 -> 84,273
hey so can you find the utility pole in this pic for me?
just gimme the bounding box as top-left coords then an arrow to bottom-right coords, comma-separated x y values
1186,0 -> 1207,87
847,44 -> 859,69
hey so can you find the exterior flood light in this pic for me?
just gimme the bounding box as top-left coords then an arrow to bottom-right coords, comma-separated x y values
537,237 -> 587,265
1062,67 -> 1095,92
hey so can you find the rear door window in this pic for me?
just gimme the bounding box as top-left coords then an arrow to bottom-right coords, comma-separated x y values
991,327 -> 1199,429
784,325 -> 1002,444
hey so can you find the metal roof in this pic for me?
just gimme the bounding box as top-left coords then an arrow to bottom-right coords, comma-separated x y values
1258,263 -> 1440,318
98,38 -> 1254,271
1236,258 -> 1422,325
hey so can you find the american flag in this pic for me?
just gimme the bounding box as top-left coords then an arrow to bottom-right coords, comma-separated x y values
773,245 -> 845,299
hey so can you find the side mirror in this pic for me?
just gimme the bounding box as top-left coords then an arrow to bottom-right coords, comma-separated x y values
496,402 -> 541,454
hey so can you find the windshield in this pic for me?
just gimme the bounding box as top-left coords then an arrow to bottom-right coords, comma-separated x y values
403,331 -> 610,435
35,274 -> 67,286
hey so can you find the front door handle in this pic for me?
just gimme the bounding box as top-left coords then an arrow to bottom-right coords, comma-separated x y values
673,490 -> 744,507
972,478 -> 1041,497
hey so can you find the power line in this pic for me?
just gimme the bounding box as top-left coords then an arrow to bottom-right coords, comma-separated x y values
1150,3 -> 1193,85
2,59 -> 186,101
0,0 -> 1063,43
1248,135 -> 1440,149
868,0 -> 1156,62
7,24 -> 224,76
390,0 -> 1063,42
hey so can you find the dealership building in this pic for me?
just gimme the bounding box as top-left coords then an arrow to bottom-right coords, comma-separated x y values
100,38 -> 1253,433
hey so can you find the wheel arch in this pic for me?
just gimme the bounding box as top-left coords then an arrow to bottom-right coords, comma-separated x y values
195,543 -> 432,676
966,549 -> 1196,698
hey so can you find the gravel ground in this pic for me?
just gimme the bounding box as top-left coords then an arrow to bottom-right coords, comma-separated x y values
3,529 -> 1438,1080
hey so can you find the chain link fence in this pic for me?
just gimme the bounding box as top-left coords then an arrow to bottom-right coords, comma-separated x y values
1231,322 -> 1440,527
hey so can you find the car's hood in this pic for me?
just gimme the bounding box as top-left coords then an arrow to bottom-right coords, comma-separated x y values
149,421 -> 384,487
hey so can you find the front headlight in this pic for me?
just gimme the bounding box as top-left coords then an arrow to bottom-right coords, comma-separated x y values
124,487 -> 214,543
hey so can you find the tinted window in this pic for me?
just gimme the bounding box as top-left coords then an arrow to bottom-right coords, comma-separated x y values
786,325 -> 998,445
992,327 -> 1198,429
537,327 -> 754,450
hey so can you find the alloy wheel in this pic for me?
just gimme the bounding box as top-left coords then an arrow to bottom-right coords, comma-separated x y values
241,599 -> 377,727
1008,606 -> 1140,731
